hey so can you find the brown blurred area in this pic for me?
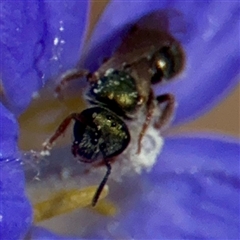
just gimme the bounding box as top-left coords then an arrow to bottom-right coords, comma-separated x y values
176,86 -> 239,137
89,1 -> 240,137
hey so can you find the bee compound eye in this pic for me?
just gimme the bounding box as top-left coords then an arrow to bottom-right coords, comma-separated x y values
151,43 -> 185,84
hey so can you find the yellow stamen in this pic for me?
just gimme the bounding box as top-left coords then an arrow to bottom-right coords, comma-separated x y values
34,185 -> 108,223
91,199 -> 118,216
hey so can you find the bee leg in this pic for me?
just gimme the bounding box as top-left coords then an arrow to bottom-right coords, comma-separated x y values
137,90 -> 155,154
54,68 -> 101,98
41,113 -> 80,156
54,69 -> 90,97
154,93 -> 175,129
92,159 -> 111,207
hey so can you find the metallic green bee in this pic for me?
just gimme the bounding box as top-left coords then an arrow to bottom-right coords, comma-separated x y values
42,12 -> 185,206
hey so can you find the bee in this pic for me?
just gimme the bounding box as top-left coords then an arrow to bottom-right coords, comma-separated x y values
42,11 -> 185,207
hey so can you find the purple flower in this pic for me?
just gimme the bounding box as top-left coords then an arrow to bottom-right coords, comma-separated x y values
0,1 -> 89,239
0,1 -> 239,239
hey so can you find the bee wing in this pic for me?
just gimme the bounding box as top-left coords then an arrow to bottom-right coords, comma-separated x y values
98,10 -> 180,68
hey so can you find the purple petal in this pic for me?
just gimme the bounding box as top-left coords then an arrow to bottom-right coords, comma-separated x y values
84,1 -> 240,125
0,159 -> 32,239
0,103 -> 18,159
0,1 -> 89,115
106,134 -> 240,239
0,101 -> 32,238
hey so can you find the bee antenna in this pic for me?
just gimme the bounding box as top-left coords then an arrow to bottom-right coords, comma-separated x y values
91,159 -> 111,207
